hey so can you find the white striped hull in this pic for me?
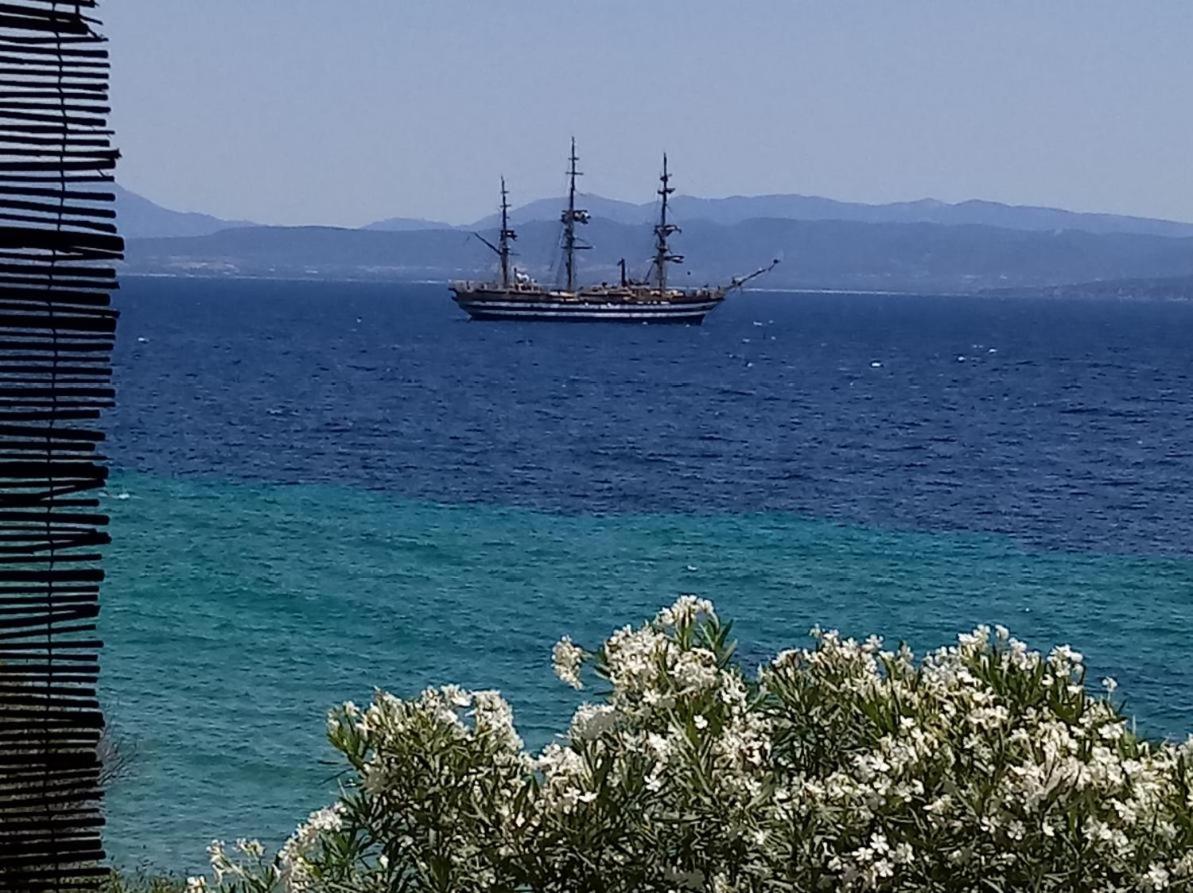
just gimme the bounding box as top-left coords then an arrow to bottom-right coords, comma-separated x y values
453,297 -> 723,324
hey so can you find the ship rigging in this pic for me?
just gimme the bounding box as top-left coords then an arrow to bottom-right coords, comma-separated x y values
450,141 -> 778,323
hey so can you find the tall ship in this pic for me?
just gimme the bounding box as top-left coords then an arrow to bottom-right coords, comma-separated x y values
450,140 -> 778,324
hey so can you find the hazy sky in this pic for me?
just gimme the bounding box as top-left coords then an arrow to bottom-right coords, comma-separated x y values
105,1 -> 1193,228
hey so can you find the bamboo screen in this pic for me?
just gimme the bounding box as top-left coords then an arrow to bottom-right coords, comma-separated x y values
0,1 -> 121,889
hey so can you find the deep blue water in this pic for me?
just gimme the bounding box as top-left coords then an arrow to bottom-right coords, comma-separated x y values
112,279 -> 1193,554
101,279 -> 1193,870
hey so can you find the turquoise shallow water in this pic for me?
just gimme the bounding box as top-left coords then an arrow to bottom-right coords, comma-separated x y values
101,471 -> 1193,871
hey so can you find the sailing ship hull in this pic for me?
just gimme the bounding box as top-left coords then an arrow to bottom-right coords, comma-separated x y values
452,290 -> 723,324
449,148 -> 775,325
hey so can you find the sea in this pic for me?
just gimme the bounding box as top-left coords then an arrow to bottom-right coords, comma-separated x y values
100,278 -> 1193,871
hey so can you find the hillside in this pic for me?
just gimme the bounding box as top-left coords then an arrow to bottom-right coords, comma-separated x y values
115,183 -> 1193,242
124,217 -> 1193,293
466,192 -> 1193,238
114,185 -> 257,239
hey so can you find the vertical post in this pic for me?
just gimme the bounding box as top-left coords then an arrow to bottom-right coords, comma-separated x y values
653,153 -> 680,292
559,138 -> 590,293
0,2 -> 122,890
498,177 -> 511,289
564,138 -> 579,292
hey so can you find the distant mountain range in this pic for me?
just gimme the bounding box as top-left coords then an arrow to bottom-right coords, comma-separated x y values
466,193 -> 1193,239
123,217 -> 1193,294
115,185 -> 1193,294
117,183 -> 1193,241
114,185 -> 258,239
363,215 -> 453,232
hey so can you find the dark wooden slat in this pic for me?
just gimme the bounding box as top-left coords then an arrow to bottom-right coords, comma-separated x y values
0,108 -> 107,126
0,344 -> 113,356
0,424 -> 103,439
0,753 -> 99,769
0,185 -> 113,201
5,0 -> 98,7
0,727 -> 101,742
0,3 -> 98,22
0,148 -> 116,162
0,315 -> 116,333
0,292 -> 116,309
0,51 -> 107,67
0,132 -> 109,146
0,99 -> 111,114
0,67 -> 106,80
0,218 -> 117,237
0,371 -> 111,381
0,85 -> 108,97
0,177 -> 115,190
0,591 -> 98,606
0,533 -> 107,552
0,31 -> 102,43
0,35 -> 107,51
0,7 -> 117,888
0,151 -> 116,169
0,223 -> 120,250
0,415 -> 104,427
0,15 -> 89,36
0,649 -> 98,663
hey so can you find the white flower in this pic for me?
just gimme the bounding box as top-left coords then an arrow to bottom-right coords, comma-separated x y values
472,689 -> 523,750
206,840 -> 229,883
185,878 -> 207,893
1050,644 -> 1083,666
569,703 -> 618,740
870,831 -> 890,855
693,714 -> 709,730
646,732 -> 673,760
674,649 -> 719,694
656,594 -> 716,629
923,794 -> 952,816
441,684 -> 472,707
284,802 -> 346,864
1102,676 -> 1118,693
234,838 -> 264,858
552,635 -> 585,689
1144,863 -> 1171,891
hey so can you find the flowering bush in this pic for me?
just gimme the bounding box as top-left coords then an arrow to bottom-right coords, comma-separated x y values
191,598 -> 1193,892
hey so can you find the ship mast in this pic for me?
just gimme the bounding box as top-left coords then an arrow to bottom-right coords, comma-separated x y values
498,176 -> 515,288
652,153 -> 683,291
561,137 -> 590,292
470,178 -> 519,288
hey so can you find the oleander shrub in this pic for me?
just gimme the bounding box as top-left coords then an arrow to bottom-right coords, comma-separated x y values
103,872 -> 189,893
189,598 -> 1193,892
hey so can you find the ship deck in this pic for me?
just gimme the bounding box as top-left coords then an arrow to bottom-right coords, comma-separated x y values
449,282 -> 725,305
449,283 -> 724,323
